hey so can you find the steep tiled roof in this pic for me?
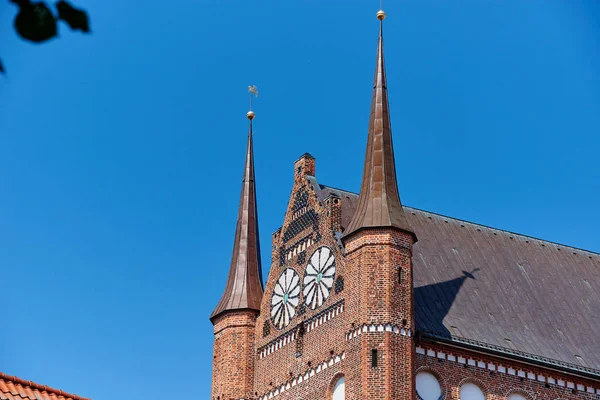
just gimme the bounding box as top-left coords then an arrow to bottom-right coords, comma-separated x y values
313,183 -> 600,374
0,372 -> 88,400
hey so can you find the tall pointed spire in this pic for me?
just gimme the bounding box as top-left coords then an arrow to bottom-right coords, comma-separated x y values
211,91 -> 264,321
344,10 -> 416,241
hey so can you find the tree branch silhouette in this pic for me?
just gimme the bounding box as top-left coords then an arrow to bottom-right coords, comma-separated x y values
1,0 -> 90,75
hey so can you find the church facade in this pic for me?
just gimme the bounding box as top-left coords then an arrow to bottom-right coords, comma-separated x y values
210,10 -> 600,400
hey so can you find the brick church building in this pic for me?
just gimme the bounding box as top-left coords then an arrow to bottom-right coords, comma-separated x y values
210,9 -> 600,400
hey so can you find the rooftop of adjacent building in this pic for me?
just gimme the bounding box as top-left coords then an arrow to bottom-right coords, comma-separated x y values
0,372 -> 89,400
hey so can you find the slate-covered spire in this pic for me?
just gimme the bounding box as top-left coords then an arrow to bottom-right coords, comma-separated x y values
344,10 -> 416,241
210,107 -> 264,321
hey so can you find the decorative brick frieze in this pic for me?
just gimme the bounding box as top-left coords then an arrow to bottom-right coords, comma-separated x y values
258,330 -> 297,359
284,234 -> 315,262
304,300 -> 344,333
259,301 -> 345,359
257,352 -> 345,400
345,323 -> 412,340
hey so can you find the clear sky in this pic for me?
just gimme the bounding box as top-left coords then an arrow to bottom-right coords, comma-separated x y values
0,1 -> 599,399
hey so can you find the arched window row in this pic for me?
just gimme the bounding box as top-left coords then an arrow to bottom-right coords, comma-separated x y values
327,371 -> 540,400
415,371 -> 534,400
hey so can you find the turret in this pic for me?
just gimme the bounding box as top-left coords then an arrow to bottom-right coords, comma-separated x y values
342,10 -> 417,400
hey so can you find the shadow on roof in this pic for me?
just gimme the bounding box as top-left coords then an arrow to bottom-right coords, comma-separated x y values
415,269 -> 480,338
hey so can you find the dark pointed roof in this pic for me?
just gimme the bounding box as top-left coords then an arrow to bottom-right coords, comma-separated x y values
210,121 -> 264,321
344,14 -> 415,241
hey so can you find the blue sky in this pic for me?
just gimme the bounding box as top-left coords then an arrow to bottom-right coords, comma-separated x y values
0,1 -> 599,399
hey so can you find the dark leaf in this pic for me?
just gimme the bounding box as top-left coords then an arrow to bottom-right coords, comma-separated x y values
0,59 -> 5,75
56,1 -> 89,33
14,2 -> 57,43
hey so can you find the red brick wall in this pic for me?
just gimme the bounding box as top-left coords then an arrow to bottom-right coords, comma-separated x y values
211,310 -> 258,399
294,154 -> 315,177
258,352 -> 346,400
344,228 -> 416,400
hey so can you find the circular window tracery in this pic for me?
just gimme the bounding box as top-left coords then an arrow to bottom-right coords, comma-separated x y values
416,371 -> 442,400
303,246 -> 336,310
460,382 -> 485,400
270,268 -> 300,329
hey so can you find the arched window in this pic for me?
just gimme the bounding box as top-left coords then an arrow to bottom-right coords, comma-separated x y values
460,382 -> 485,400
508,394 -> 528,400
332,376 -> 345,400
416,371 -> 442,400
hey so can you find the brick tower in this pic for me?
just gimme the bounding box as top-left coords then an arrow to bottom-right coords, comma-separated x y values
342,9 -> 418,400
210,108 -> 264,400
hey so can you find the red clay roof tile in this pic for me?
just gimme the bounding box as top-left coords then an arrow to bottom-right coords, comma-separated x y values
0,373 -> 88,400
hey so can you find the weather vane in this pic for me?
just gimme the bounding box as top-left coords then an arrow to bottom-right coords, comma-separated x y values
247,85 -> 258,120
377,0 -> 386,20
248,85 -> 258,109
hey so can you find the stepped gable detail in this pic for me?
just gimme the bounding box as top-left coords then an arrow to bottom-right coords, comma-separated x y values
253,154 -> 348,397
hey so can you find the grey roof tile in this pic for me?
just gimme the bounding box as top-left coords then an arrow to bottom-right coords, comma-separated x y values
320,184 -> 600,372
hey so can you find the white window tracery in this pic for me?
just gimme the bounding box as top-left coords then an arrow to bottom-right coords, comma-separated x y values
332,376 -> 345,400
416,371 -> 442,400
508,394 -> 528,400
459,382 -> 485,400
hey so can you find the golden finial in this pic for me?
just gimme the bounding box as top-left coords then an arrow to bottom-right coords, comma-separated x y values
247,85 -> 258,120
377,0 -> 386,21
